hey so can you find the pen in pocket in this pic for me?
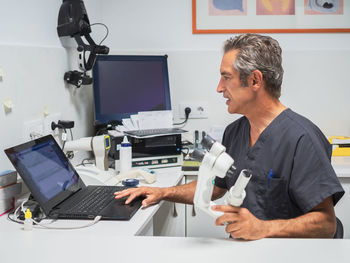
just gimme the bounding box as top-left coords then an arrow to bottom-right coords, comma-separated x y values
267,169 -> 273,188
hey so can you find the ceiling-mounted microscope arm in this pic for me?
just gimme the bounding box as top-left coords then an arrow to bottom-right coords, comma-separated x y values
57,0 -> 109,86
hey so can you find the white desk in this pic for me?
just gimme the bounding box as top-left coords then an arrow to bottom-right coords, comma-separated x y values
332,156 -> 350,178
1,166 -> 350,263
0,166 -> 183,237
1,234 -> 349,263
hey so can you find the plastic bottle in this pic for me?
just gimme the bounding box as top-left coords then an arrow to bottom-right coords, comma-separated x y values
119,136 -> 132,173
23,208 -> 33,231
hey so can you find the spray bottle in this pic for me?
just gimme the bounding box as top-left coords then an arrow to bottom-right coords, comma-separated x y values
119,136 -> 132,173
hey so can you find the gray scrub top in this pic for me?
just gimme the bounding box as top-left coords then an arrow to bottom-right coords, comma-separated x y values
215,108 -> 344,220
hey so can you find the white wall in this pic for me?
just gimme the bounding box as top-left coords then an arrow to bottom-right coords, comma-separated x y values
1,0 -> 350,166
0,0 -> 102,169
99,0 -> 350,138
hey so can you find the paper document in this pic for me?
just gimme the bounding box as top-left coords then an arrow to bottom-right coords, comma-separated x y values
138,110 -> 173,130
110,110 -> 177,137
130,115 -> 140,130
114,110 -> 173,131
122,118 -> 135,131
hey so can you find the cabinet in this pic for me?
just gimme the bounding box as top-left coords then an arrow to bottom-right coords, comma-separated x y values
153,178 -> 186,237
153,174 -> 229,238
185,174 -> 228,238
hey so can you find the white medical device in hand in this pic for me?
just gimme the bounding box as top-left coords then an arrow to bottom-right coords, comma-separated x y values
192,135 -> 252,219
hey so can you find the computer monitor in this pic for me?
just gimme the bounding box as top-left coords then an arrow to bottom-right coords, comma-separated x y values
92,55 -> 172,126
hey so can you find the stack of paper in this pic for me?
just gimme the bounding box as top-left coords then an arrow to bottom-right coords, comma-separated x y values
109,110 -> 174,137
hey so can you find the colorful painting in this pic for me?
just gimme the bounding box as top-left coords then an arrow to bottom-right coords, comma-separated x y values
192,0 -> 350,33
209,0 -> 247,16
257,0 -> 295,15
305,0 -> 343,15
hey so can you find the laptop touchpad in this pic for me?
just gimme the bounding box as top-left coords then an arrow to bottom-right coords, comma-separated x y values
99,196 -> 143,220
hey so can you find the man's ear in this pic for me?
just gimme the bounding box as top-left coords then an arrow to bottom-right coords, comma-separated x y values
250,70 -> 263,91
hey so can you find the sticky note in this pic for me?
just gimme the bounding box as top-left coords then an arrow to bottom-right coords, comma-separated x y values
3,98 -> 14,111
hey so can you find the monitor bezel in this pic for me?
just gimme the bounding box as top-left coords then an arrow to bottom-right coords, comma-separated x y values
92,54 -> 172,126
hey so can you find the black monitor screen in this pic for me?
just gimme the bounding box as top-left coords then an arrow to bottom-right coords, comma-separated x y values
93,55 -> 171,125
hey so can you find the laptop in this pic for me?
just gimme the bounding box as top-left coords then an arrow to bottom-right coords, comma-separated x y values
4,135 -> 143,220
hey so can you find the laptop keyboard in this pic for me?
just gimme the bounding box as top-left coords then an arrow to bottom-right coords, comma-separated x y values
66,186 -> 125,214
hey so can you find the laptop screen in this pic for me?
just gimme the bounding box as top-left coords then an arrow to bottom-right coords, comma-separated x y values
5,135 -> 85,214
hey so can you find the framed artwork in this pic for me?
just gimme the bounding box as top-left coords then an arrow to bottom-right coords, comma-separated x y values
192,0 -> 350,33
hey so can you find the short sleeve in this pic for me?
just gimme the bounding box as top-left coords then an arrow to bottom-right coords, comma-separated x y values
289,134 -> 344,213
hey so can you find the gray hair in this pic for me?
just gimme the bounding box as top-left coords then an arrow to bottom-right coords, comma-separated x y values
223,34 -> 283,99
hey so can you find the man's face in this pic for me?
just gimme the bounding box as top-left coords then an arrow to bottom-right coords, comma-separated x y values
217,50 -> 255,115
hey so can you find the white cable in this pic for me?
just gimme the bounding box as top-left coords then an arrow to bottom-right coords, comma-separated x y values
12,200 -> 102,230
32,216 -> 102,230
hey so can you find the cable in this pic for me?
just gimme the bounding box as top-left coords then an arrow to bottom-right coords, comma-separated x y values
63,128 -> 75,159
7,211 -> 20,224
173,118 -> 188,126
90,23 -> 109,45
9,200 -> 102,230
32,216 -> 102,230
173,107 -> 191,126
61,128 -> 67,151
181,147 -> 190,156
76,158 -> 94,167
69,128 -> 74,140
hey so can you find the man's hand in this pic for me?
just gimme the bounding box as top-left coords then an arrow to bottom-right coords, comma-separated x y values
212,205 -> 268,240
114,186 -> 164,207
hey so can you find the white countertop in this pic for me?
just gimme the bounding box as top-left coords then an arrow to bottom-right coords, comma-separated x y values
332,156 -> 350,178
1,234 -> 349,263
1,166 -> 350,262
0,166 -> 183,236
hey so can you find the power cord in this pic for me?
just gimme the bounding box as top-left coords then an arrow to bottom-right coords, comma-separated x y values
61,128 -> 68,151
32,216 -> 102,230
181,147 -> 190,156
173,107 -> 191,126
95,120 -> 121,136
90,23 -> 109,45
51,120 -> 75,157
76,158 -> 95,167
9,200 -> 102,230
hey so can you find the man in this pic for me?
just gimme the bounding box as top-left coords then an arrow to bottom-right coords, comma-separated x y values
114,34 -> 344,240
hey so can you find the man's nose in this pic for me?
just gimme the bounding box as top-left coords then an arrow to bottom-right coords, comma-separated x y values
217,79 -> 224,93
